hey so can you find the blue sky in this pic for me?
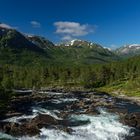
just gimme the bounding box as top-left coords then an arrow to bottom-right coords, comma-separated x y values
0,0 -> 140,48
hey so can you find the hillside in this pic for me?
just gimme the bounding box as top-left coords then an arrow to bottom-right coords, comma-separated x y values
0,26 -> 119,66
0,26 -> 50,65
52,40 -> 119,65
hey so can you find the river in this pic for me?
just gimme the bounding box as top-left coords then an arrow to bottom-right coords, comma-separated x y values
0,91 -> 140,140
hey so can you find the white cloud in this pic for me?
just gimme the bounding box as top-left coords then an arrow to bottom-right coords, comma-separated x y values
0,23 -> 14,29
54,21 -> 96,41
30,21 -> 41,28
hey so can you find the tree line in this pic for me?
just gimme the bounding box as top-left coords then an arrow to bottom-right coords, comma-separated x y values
0,55 -> 140,90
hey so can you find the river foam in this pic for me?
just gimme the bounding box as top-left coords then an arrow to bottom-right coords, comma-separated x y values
17,108 -> 132,140
32,107 -> 61,120
0,110 -> 133,140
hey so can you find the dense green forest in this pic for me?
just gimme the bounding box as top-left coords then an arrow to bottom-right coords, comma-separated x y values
0,55 -> 140,95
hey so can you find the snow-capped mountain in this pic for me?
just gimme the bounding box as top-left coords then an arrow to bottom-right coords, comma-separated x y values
115,44 -> 140,57
0,25 -> 119,65
57,39 -> 103,49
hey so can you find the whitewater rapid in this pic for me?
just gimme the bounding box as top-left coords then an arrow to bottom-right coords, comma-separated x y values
0,91 -> 136,140
0,108 -> 133,140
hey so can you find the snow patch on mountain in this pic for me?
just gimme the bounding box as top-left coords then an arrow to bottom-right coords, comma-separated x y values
104,47 -> 111,51
128,44 -> 140,48
116,44 -> 140,55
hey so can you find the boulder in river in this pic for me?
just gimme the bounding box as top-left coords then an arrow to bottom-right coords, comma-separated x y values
122,112 -> 140,129
0,121 -> 40,136
107,107 -> 128,115
30,114 -> 59,128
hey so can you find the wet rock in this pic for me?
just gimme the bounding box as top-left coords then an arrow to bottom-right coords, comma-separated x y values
0,121 -> 40,136
107,107 -> 128,115
0,122 -> 22,135
76,101 -> 85,109
69,103 -> 80,110
30,114 -> 58,128
0,113 -> 60,137
83,100 -> 92,105
130,136 -> 140,140
10,96 -> 33,114
126,134 -> 140,140
57,111 -> 69,119
85,108 -> 100,115
57,126 -> 73,134
122,112 -> 140,129
59,118 -> 90,127
21,122 -> 40,136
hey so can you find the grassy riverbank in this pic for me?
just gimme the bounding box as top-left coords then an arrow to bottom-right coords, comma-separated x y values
98,80 -> 140,97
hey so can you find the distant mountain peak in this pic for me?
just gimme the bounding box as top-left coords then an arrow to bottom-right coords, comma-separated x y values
58,39 -> 98,49
122,44 -> 140,51
115,44 -> 140,57
127,44 -> 140,49
70,39 -> 83,45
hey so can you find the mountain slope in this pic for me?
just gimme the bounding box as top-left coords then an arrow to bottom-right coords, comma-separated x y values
0,27 -> 43,52
53,40 -> 119,65
115,44 -> 140,58
0,26 -> 119,66
27,35 -> 55,49
0,27 -> 50,65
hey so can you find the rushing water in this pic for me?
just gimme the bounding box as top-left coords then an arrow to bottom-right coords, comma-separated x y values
0,91 -> 138,140
7,108 -> 132,140
38,109 -> 131,140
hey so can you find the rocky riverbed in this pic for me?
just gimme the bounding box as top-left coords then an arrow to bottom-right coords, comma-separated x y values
0,90 -> 140,140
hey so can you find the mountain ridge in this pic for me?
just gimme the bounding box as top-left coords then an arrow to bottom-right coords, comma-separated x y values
0,26 -> 119,66
115,44 -> 140,57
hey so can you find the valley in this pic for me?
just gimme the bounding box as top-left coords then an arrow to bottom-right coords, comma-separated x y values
0,24 -> 140,140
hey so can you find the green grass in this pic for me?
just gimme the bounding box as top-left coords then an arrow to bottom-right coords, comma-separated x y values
98,79 -> 140,97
